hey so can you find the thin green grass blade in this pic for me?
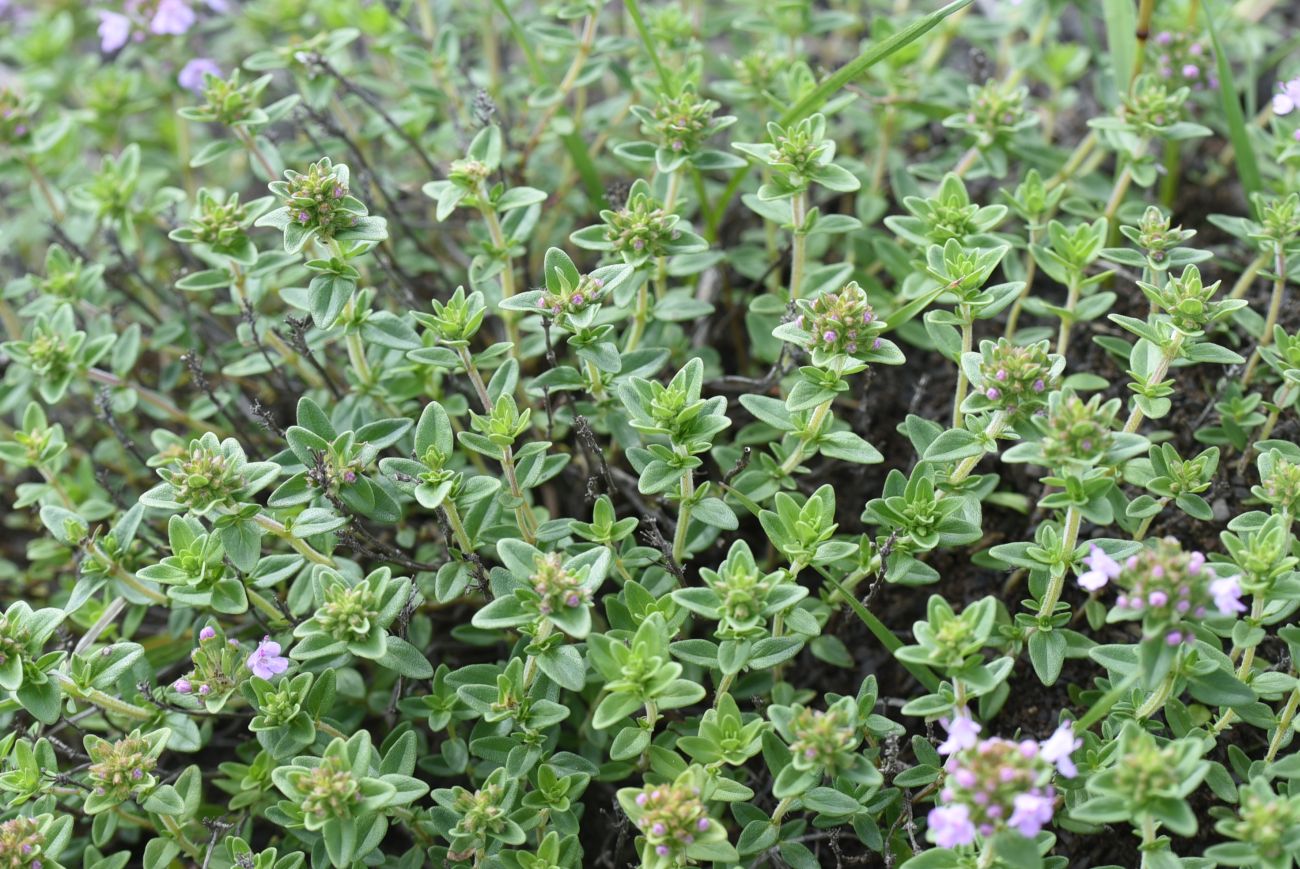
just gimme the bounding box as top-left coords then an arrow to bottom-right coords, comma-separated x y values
1205,0 -> 1263,209
818,568 -> 941,692
1101,0 -> 1136,105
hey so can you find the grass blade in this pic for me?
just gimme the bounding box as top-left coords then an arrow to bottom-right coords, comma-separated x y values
1101,0 -> 1136,105
1205,0 -> 1264,208
818,568 -> 941,692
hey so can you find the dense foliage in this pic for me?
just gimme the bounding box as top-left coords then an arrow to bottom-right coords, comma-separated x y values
1,0 -> 1299,867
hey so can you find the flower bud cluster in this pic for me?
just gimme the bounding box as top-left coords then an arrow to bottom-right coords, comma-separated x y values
87,735 -> 156,802
604,189 -> 681,259
452,779 -> 509,837
0,817 -> 44,869
160,441 -> 241,512
960,80 -> 1032,144
1125,75 -> 1190,131
448,157 -> 492,190
1141,265 -> 1224,333
273,160 -> 360,240
299,755 -> 360,821
1039,394 -> 1116,466
648,88 -> 724,154
796,281 -> 883,358
0,90 -> 32,146
1256,456 -> 1300,514
1128,206 -> 1196,266
704,549 -> 777,636
1153,31 -> 1217,91
318,583 -> 380,643
186,191 -> 251,250
1215,781 -> 1300,864
530,552 -> 588,615
628,779 -> 713,860
0,614 -> 29,672
978,339 -> 1055,413
172,624 -> 239,698
787,703 -> 860,775
1077,538 -> 1245,644
538,272 -> 605,319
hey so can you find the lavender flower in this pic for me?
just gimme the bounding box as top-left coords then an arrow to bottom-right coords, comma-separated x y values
149,0 -> 196,35
1038,722 -> 1080,778
1008,790 -> 1055,837
198,625 -> 217,641
246,636 -> 289,679
938,713 -> 981,755
1209,575 -> 1246,615
1273,76 -> 1300,116
1077,545 -> 1121,592
172,678 -> 192,694
97,11 -> 132,52
178,58 -> 220,93
926,803 -> 976,847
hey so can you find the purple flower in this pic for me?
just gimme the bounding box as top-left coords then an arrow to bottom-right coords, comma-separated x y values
697,818 -> 709,831
1274,77 -> 1300,116
1181,64 -> 1200,79
204,0 -> 229,10
823,330 -> 838,343
173,678 -> 192,694
1077,545 -> 1120,592
655,845 -> 669,856
1039,723 -> 1080,778
178,57 -> 220,93
198,684 -> 210,695
938,713 -> 981,755
198,626 -> 217,641
1209,575 -> 1246,615
927,803 -> 976,848
247,636 -> 290,679
98,11 -> 132,52
986,387 -> 1001,401
1008,790 -> 1054,837
150,0 -> 195,35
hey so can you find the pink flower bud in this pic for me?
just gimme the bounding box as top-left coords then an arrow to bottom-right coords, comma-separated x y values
199,626 -> 217,641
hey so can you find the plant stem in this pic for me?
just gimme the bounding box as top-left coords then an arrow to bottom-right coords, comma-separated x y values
53,672 -> 154,721
1241,243 -> 1287,388
780,396 -> 834,475
521,620 -> 554,692
1228,251 -> 1269,299
789,190 -> 809,300
252,513 -> 337,567
1004,227 -> 1039,339
672,448 -> 695,563
523,13 -> 599,158
1265,685 -> 1299,763
952,145 -> 980,177
476,188 -> 521,351
456,347 -> 494,412
1134,670 -> 1176,720
442,501 -> 475,554
1132,498 -> 1167,541
1055,273 -> 1083,358
1122,330 -> 1185,433
232,127 -> 277,180
953,305 -> 973,428
1036,506 -> 1081,619
946,410 -> 1008,489
624,273 -> 651,352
